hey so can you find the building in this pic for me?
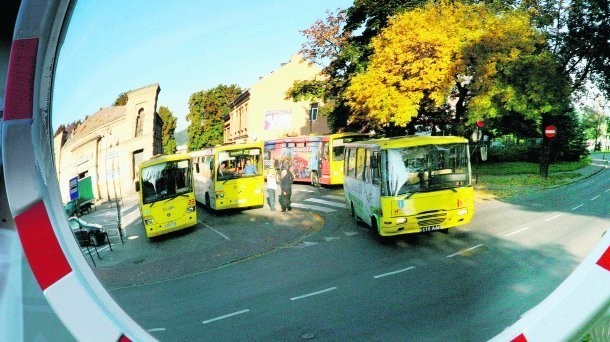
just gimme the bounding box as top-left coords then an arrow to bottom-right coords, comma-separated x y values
54,83 -> 163,203
224,54 -> 330,144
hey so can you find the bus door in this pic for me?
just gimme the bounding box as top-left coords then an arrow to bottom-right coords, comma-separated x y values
357,147 -> 380,227
320,140 -> 331,182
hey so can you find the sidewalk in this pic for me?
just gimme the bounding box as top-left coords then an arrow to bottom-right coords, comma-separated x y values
82,196 -> 324,289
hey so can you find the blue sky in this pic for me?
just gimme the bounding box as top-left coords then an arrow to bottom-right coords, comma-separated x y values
52,1 -> 352,131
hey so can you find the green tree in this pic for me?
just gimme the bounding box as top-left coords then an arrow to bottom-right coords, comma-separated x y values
581,106 -> 607,151
186,84 -> 242,151
113,92 -> 128,106
158,106 -> 177,154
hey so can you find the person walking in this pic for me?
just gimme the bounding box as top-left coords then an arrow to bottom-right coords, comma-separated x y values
266,168 -> 278,211
279,165 -> 294,212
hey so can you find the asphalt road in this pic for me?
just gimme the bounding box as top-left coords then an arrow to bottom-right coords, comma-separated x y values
104,165 -> 609,341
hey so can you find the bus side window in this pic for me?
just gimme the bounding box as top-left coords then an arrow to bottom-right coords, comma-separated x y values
355,148 -> 365,180
347,148 -> 356,178
372,151 -> 381,185
363,149 -> 370,182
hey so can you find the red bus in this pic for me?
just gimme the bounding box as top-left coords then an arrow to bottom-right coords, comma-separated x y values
264,132 -> 369,186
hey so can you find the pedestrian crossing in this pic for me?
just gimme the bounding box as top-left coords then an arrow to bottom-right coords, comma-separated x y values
291,194 -> 346,213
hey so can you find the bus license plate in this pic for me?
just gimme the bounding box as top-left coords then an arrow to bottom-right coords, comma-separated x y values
165,222 -> 176,229
421,225 -> 441,232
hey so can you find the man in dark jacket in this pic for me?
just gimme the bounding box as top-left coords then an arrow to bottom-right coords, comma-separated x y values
279,166 -> 294,212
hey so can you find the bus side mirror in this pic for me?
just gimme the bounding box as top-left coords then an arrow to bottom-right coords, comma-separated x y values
135,181 -> 140,192
370,155 -> 378,169
195,163 -> 200,173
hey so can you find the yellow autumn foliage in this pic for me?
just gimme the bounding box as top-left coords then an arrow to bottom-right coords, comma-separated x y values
346,1 -> 543,127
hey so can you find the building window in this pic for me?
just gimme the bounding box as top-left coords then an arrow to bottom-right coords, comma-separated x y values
309,103 -> 319,122
135,108 -> 144,137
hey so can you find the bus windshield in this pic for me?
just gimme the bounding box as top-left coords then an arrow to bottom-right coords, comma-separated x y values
217,147 -> 262,180
141,159 -> 193,204
384,143 -> 471,197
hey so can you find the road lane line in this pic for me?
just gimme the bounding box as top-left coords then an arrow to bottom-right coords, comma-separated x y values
571,204 -> 584,211
590,195 -> 600,201
203,309 -> 250,324
504,227 -> 530,237
322,195 -> 345,201
304,198 -> 347,208
447,244 -> 484,258
374,266 -> 415,279
290,203 -> 336,213
147,328 -> 166,332
544,214 -> 563,222
290,287 -> 337,301
199,220 -> 230,240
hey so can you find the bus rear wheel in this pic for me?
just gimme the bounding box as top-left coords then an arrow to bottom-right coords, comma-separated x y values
311,171 -> 320,187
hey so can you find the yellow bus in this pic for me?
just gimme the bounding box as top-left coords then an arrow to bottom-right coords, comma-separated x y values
264,132 -> 369,186
343,136 -> 474,237
190,141 -> 264,210
136,154 -> 197,238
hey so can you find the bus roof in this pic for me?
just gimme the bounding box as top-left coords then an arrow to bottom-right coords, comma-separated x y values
345,135 -> 468,149
190,141 -> 264,157
264,132 -> 369,144
139,153 -> 192,169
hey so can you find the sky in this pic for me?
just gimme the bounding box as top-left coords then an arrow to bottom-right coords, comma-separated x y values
52,0 -> 353,132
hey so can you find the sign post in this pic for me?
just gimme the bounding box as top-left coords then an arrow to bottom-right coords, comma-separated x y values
542,125 -> 557,179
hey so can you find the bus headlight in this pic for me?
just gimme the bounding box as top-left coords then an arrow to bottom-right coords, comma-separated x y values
396,217 -> 407,224
216,191 -> 224,199
457,209 -> 468,216
254,188 -> 262,194
144,217 -> 155,225
187,206 -> 195,213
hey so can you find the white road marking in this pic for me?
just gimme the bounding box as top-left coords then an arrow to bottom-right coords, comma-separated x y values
199,220 -> 230,240
590,195 -> 600,201
322,195 -> 345,201
324,236 -> 340,241
343,231 -> 358,236
290,203 -> 336,213
544,214 -> 563,222
504,227 -> 530,237
290,287 -> 337,301
447,244 -> 484,258
294,189 -> 316,193
304,198 -> 347,208
571,204 -> 584,211
293,241 -> 319,248
374,266 -> 416,279
147,328 -> 166,332
203,309 -> 250,324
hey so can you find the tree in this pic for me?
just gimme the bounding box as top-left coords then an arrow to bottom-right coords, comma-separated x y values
345,2 -> 545,130
113,92 -> 128,106
527,0 -> 610,97
581,106 -> 607,151
186,84 -> 242,151
158,106 -> 177,154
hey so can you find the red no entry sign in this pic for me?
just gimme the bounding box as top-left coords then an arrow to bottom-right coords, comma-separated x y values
545,125 -> 557,139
